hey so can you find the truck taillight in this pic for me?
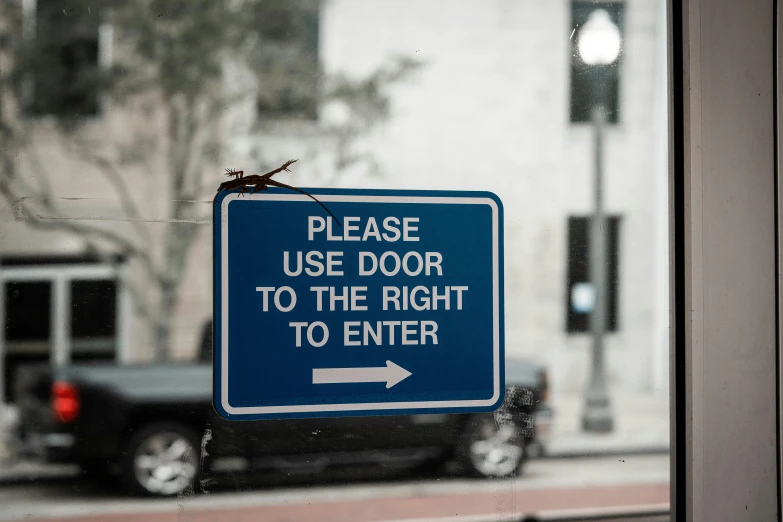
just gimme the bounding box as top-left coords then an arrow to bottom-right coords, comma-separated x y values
52,381 -> 79,423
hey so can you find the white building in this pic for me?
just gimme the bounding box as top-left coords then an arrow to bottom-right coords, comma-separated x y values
0,0 -> 668,405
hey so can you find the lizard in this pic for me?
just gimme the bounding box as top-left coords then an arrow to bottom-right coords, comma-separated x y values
218,160 -> 341,226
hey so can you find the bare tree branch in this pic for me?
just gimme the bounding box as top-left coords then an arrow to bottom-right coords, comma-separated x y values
62,137 -> 155,249
185,99 -> 223,201
3,173 -> 162,286
23,138 -> 57,201
0,2 -> 422,362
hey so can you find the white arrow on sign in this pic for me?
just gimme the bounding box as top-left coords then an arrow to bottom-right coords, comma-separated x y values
312,360 -> 412,389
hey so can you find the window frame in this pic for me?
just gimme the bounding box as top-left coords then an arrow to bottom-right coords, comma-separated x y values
672,0 -> 780,520
0,263 -> 132,402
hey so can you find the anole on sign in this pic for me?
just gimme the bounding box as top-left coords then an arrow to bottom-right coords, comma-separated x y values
218,159 -> 341,225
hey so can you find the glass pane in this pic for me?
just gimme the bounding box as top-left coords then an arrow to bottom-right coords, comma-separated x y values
4,282 -> 51,403
0,1 -> 670,520
5,282 -> 51,344
71,280 -> 117,359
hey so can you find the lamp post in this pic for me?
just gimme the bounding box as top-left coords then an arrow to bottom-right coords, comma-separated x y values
577,9 -> 621,433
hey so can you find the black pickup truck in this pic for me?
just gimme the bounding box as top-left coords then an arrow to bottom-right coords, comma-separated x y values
15,325 -> 551,497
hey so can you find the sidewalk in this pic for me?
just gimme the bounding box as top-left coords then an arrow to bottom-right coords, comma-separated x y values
545,392 -> 670,458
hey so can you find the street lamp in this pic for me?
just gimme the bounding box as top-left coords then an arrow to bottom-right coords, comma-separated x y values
577,9 -> 621,433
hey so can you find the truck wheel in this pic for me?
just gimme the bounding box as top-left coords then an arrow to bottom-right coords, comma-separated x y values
458,415 -> 526,479
120,422 -> 200,496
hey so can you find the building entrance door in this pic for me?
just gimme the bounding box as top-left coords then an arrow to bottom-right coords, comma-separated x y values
0,262 -> 130,404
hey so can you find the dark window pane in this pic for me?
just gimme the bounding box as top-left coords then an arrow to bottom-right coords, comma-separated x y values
569,2 -> 624,124
71,280 -> 116,356
255,4 -> 319,120
29,0 -> 101,117
565,216 -> 621,332
5,282 -> 51,342
4,281 -> 52,402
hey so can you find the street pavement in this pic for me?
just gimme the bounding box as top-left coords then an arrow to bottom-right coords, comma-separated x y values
0,454 -> 669,522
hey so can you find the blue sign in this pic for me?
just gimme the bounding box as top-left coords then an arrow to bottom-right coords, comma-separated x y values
213,188 -> 504,420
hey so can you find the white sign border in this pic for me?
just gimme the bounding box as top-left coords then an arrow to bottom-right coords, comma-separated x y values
220,193 -> 501,415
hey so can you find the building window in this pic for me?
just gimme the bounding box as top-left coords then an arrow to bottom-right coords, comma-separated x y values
71,280 -> 117,361
255,4 -> 320,121
569,2 -> 624,124
4,281 -> 52,402
5,281 -> 52,349
565,215 -> 621,333
1,259 -> 123,402
27,0 -> 103,117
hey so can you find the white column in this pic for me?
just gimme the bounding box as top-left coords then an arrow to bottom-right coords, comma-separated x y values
652,0 -> 669,396
116,265 -> 132,364
51,276 -> 71,366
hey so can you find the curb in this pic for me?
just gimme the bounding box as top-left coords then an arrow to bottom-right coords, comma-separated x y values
0,462 -> 79,486
543,446 -> 670,459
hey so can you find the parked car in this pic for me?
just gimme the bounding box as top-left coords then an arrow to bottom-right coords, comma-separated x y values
15,321 -> 551,497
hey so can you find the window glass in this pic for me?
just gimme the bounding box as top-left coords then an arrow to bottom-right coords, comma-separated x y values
570,2 -> 624,124
0,1 -> 670,520
27,0 -> 102,117
5,282 -> 51,345
71,280 -> 116,360
566,215 -> 621,333
254,1 -> 320,120
4,282 -> 51,402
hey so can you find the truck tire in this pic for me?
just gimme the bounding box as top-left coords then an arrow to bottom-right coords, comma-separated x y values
119,421 -> 200,496
458,415 -> 526,479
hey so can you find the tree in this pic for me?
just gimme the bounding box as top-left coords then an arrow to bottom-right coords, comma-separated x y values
0,0 -> 420,360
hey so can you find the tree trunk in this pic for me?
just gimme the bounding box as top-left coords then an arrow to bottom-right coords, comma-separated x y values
153,282 -> 178,361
